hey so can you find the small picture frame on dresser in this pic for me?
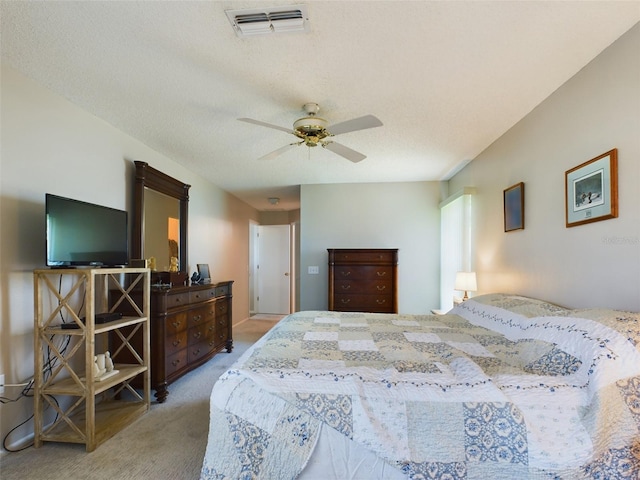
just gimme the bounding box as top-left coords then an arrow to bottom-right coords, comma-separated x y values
197,264 -> 211,284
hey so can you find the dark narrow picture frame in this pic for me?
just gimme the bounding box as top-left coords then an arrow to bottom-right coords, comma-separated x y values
504,182 -> 525,232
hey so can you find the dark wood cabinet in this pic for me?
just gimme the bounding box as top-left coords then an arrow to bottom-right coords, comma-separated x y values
112,281 -> 233,402
328,249 -> 398,313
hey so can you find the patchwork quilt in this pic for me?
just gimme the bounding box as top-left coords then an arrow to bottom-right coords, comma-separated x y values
200,294 -> 640,479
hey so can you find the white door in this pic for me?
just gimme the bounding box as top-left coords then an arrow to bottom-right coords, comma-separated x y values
257,225 -> 291,314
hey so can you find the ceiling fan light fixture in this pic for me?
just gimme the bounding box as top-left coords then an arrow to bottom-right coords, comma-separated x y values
293,116 -> 328,133
293,103 -> 329,145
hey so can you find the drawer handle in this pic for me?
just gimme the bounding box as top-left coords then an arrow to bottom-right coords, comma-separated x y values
340,299 -> 351,304
208,325 -> 215,331
341,285 -> 351,290
340,271 -> 351,277
172,339 -> 181,347
193,331 -> 202,339
376,285 -> 386,291
171,359 -> 181,367
376,299 -> 387,304
376,271 -> 387,277
171,320 -> 181,328
194,293 -> 201,299
193,348 -> 201,356
174,297 -> 182,304
192,314 -> 202,322
217,305 -> 225,311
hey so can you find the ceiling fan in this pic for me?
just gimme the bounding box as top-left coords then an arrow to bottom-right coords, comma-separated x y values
238,103 -> 383,163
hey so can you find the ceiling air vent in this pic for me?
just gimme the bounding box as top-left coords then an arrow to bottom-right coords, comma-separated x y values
225,5 -> 309,37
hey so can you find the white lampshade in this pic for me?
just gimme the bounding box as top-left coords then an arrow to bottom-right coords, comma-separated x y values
455,271 -> 477,300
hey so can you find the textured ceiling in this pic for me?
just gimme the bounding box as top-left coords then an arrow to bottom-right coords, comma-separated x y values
2,1 -> 638,211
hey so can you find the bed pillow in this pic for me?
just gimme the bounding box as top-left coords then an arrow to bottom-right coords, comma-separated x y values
463,293 -> 570,318
566,308 -> 640,351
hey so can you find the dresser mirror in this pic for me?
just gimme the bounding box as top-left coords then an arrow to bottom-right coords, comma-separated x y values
132,161 -> 190,276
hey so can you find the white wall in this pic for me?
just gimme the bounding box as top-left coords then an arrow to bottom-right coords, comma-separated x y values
299,182 -> 441,313
449,23 -> 640,311
0,65 -> 259,449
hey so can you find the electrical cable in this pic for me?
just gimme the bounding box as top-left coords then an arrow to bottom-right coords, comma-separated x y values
2,273 -> 78,452
2,413 -> 35,452
0,382 -> 30,388
2,396 -> 60,452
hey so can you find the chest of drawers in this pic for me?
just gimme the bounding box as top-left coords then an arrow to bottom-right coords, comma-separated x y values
327,249 -> 398,313
111,280 -> 232,402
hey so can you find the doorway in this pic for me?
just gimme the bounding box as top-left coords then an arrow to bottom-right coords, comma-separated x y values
249,224 -> 292,315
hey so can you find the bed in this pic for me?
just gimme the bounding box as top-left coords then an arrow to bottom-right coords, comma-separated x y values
200,293 -> 640,479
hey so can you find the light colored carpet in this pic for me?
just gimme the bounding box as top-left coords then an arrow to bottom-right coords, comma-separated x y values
249,313 -> 288,321
0,317 -> 281,480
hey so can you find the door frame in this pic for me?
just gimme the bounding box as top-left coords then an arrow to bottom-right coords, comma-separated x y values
248,221 -> 296,315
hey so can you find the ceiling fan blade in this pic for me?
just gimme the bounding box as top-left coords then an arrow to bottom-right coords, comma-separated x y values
323,141 -> 367,163
258,143 -> 298,161
328,115 -> 383,136
238,118 -> 293,134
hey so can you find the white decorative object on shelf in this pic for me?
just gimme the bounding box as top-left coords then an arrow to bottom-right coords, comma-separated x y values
94,352 -> 119,382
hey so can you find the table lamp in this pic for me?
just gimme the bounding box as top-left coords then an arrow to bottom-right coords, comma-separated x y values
455,271 -> 477,301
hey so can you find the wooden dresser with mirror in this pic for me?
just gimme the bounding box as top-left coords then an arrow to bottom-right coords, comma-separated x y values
112,161 -> 233,403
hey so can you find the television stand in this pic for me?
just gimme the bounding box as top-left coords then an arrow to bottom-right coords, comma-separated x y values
33,267 -> 150,452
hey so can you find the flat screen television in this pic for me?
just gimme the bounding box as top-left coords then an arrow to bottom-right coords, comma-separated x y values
46,193 -> 129,267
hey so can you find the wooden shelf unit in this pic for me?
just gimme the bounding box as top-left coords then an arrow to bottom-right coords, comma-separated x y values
33,267 -> 151,452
